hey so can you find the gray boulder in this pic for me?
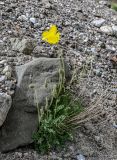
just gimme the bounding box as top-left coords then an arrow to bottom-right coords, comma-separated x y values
0,93 -> 12,127
0,58 -> 70,152
10,38 -> 35,55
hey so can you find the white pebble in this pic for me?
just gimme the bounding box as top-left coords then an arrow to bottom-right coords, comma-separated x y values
112,25 -> 117,37
77,154 -> 85,160
18,15 -> 28,21
92,19 -> 105,27
5,71 -> 12,79
100,26 -> 113,35
30,17 -> 36,24
0,60 -> 7,65
3,66 -> 12,74
0,75 -> 6,82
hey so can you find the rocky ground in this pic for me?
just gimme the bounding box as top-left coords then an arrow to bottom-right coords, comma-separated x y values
0,0 -> 117,159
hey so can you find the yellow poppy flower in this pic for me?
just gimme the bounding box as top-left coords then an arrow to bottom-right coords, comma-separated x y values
42,25 -> 60,44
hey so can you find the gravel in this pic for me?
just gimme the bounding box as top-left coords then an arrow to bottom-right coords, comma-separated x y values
0,0 -> 117,159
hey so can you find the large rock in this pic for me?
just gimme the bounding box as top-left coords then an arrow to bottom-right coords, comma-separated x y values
10,38 -> 35,55
0,93 -> 12,127
0,58 -> 70,152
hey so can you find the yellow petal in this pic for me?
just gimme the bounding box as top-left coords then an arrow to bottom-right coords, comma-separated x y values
47,33 -> 60,44
42,31 -> 49,40
49,25 -> 57,34
42,25 -> 60,45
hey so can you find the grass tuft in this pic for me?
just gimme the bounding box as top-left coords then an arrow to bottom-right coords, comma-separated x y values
32,56 -> 83,153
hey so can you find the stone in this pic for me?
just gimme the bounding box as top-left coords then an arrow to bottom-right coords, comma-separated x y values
3,37 -> 7,42
113,122 -> 117,129
0,76 -> 5,82
10,38 -> 35,55
5,71 -> 12,79
91,19 -> 105,27
45,2 -> 51,9
17,15 -> 28,21
5,81 -> 15,90
0,58 -> 70,152
0,93 -> 12,127
77,154 -> 85,160
10,3 -> 17,9
7,90 -> 15,96
0,40 -> 3,44
2,66 -> 12,74
99,0 -> 111,7
100,26 -> 113,35
0,2 -> 4,5
91,48 -> 97,54
112,25 -> 117,37
29,17 -> 36,24
0,60 -> 7,65
110,55 -> 117,66
90,89 -> 97,97
106,45 -> 116,52
34,23 -> 41,28
15,152 -> 22,158
32,46 -> 49,57
94,68 -> 102,77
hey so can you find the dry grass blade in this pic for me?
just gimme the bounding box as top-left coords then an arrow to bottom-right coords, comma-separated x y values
68,88 -> 112,125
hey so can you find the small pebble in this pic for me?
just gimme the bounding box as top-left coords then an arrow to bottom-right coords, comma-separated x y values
15,152 -> 22,158
5,71 -> 12,79
95,69 -> 102,77
0,60 -> 7,65
17,15 -> 28,21
0,75 -> 6,82
8,90 -> 15,95
113,122 -> 117,129
100,26 -> 113,35
0,2 -> 4,5
112,25 -> 117,37
3,66 -> 12,74
92,19 -> 105,27
30,17 -> 36,24
77,154 -> 85,160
